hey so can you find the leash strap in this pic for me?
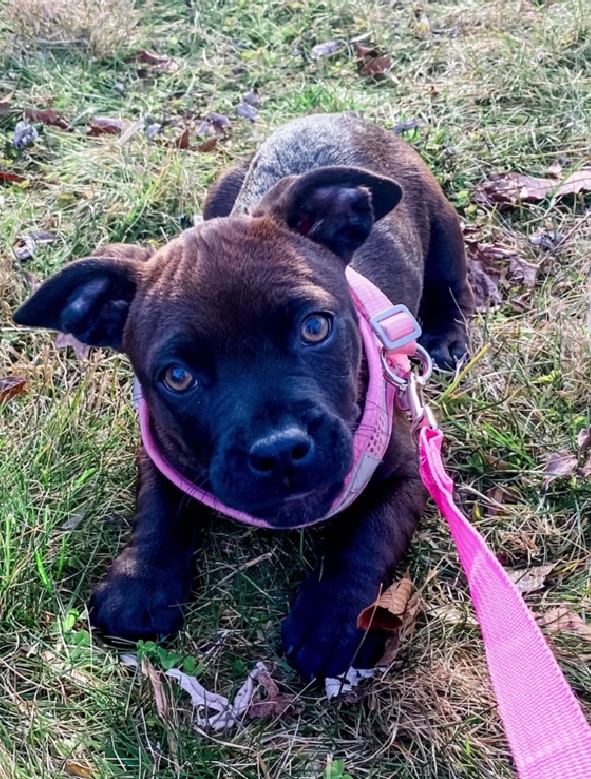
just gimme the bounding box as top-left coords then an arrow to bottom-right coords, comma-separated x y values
419,425 -> 591,779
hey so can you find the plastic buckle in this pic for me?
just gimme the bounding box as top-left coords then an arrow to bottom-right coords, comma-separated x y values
370,305 -> 422,351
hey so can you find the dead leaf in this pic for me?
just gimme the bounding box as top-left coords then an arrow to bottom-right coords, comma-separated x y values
198,111 -> 231,137
578,430 -> 591,455
556,169 -> 591,197
196,138 -> 217,153
530,229 -> 564,251
28,229 -> 55,243
0,91 -> 14,114
547,160 -> 563,179
476,168 -> 591,206
55,332 -> 91,360
358,54 -> 392,77
392,118 -> 424,135
24,107 -> 69,129
236,101 -> 257,121
0,377 -> 28,402
354,43 -> 380,58
377,632 -> 401,666
0,170 -> 26,183
12,235 -> 37,261
248,666 -> 297,720
242,88 -> 260,107
13,120 -> 38,149
141,658 -> 168,719
542,452 -> 578,491
175,127 -> 190,150
357,572 -> 412,631
539,606 -> 591,642
507,256 -> 539,287
506,562 -> 556,594
87,117 -> 125,136
135,49 -> 178,72
64,761 -> 93,778
311,41 -> 339,59
579,455 -> 591,477
60,511 -> 86,532
467,259 -> 502,309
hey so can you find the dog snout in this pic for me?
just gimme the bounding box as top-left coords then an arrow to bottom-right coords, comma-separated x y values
248,426 -> 315,478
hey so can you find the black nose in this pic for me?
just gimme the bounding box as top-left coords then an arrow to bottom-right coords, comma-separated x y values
248,427 -> 314,477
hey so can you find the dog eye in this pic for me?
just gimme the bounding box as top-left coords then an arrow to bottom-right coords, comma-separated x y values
300,313 -> 332,344
162,365 -> 196,393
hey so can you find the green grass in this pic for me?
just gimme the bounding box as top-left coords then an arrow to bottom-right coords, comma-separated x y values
1,0 -> 591,776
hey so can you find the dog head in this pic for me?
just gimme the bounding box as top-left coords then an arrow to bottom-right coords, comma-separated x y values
14,166 -> 402,528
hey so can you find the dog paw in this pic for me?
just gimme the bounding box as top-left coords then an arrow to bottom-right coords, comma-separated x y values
281,575 -> 386,679
89,545 -> 189,642
419,323 -> 468,371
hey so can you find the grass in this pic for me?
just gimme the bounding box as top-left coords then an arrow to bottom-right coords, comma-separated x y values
1,0 -> 591,776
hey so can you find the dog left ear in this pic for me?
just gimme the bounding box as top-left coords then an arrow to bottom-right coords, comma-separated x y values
253,166 -> 403,259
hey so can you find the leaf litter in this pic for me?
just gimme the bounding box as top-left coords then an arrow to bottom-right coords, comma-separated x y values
24,107 -> 69,129
476,168 -> 591,206
120,655 -> 296,730
0,377 -> 28,402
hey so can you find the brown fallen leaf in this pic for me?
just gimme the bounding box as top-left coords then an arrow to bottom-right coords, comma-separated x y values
476,168 -> 591,206
135,49 -> 178,72
176,127 -> 190,150
542,452 -> 578,491
0,91 -> 14,114
248,666 -> 298,720
24,107 -> 69,129
0,170 -> 26,183
64,761 -> 93,778
354,43 -> 380,58
358,54 -> 392,77
55,332 -> 91,361
467,259 -> 502,309
196,138 -> 217,153
87,117 -> 125,136
577,429 -> 591,454
578,456 -> 591,477
539,606 -> 591,642
507,256 -> 539,287
0,377 -> 28,402
141,658 -> 168,719
310,41 -> 340,59
506,562 -> 556,594
357,572 -> 412,631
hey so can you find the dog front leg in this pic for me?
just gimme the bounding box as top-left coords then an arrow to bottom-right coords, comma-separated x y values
89,447 -> 201,641
282,451 -> 425,679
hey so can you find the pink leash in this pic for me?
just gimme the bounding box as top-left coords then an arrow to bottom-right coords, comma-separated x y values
418,424 -> 591,778
138,259 -> 591,772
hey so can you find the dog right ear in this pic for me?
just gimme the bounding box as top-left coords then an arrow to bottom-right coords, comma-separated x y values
13,247 -> 152,351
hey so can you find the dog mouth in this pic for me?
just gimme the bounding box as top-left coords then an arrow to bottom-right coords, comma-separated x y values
226,480 -> 343,528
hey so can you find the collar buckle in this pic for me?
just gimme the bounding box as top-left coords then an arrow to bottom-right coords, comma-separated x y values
369,304 -> 422,351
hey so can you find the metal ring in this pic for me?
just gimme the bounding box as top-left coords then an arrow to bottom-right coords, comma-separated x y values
381,344 -> 433,387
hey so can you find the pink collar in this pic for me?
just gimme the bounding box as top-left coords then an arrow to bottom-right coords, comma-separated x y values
138,266 -> 422,528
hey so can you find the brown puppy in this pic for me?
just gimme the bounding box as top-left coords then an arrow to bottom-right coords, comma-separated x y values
14,112 -> 473,678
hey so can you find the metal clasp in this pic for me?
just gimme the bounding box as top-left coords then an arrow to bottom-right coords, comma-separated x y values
386,348 -> 438,436
381,343 -> 433,387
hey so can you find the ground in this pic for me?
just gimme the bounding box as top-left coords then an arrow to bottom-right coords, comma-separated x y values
1,0 -> 591,777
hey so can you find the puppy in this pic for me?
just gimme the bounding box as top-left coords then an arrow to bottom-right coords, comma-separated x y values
14,112 -> 473,679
